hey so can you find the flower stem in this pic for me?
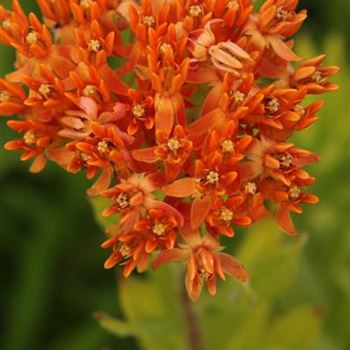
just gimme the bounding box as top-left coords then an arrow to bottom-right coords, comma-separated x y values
179,269 -> 204,350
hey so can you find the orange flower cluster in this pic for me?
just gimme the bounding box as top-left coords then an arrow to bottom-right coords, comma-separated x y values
1,0 -> 339,301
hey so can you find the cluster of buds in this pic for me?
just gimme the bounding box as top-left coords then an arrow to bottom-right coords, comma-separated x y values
1,0 -> 339,301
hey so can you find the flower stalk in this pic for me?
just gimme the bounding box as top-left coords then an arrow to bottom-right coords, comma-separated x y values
179,269 -> 204,350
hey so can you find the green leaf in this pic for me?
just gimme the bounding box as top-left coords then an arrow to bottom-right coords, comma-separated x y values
89,196 -> 119,231
237,220 -> 282,267
266,306 -> 321,350
94,312 -> 148,337
47,322 -> 109,350
117,265 -> 188,350
237,220 -> 306,299
224,303 -> 270,350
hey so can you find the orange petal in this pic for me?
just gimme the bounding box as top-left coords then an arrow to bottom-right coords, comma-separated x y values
123,260 -> 137,277
137,253 -> 150,273
185,270 -> 201,302
200,248 -> 215,274
163,177 -> 197,198
293,66 -> 315,81
79,96 -> 98,118
4,140 -> 23,150
87,168 -> 112,197
104,251 -> 122,269
207,277 -> 217,296
145,237 -> 158,253
191,196 -> 211,230
234,216 -> 252,227
0,101 -> 24,115
144,198 -> 184,226
264,154 -> 280,169
101,236 -> 119,249
131,147 -> 158,163
155,94 -> 174,138
164,161 -> 181,182
152,248 -> 187,269
201,83 -> 222,114
303,193 -> 319,204
268,36 -> 300,62
30,154 -> 47,173
218,253 -> 249,282
188,108 -> 227,134
47,147 -> 75,167
276,208 -> 297,235
222,171 -> 238,185
218,225 -> 234,237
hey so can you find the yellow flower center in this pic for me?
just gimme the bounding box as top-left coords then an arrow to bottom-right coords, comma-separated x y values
289,186 -> 301,200
80,152 -> 91,162
80,0 -> 92,9
293,104 -> 304,112
143,16 -> 155,26
39,84 -> 51,97
116,192 -> 130,209
132,103 -> 145,118
88,39 -> 101,53
120,244 -> 132,258
226,0 -> 239,10
167,138 -> 181,152
97,140 -> 110,155
276,7 -> 290,21
26,31 -> 38,45
265,97 -> 280,116
152,223 -> 166,236
189,5 -> 203,17
2,19 -> 11,30
275,153 -> 293,168
199,268 -> 210,280
231,90 -> 245,104
206,171 -> 220,185
245,182 -> 257,195
220,139 -> 235,154
160,43 -> 172,54
220,207 -> 234,222
312,70 -> 325,84
23,131 -> 36,146
83,85 -> 96,97
0,91 -> 10,102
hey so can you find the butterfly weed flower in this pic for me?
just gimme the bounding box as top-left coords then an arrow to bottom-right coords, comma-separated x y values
1,0 -> 339,301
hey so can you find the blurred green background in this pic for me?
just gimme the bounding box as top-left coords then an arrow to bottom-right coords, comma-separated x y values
0,1 -> 349,350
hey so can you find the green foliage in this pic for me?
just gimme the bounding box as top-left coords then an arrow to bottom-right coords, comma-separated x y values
238,221 -> 306,299
266,306 -> 321,350
292,34 -> 350,350
96,265 -> 188,350
90,196 -> 120,229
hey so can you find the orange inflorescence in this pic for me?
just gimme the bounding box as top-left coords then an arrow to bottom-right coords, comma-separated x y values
1,0 -> 339,301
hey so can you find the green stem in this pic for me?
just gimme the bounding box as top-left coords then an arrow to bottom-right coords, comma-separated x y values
179,269 -> 204,350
